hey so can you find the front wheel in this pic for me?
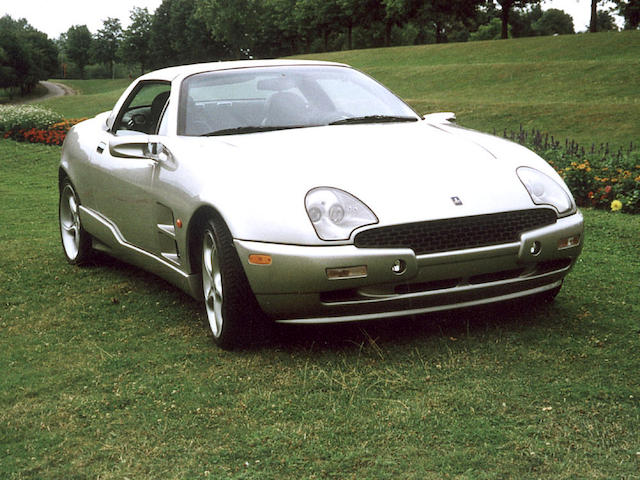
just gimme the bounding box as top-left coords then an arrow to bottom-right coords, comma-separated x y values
59,179 -> 92,265
200,216 -> 265,348
538,282 -> 563,303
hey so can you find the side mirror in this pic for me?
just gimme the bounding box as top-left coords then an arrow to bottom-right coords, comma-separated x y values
106,112 -> 116,131
423,112 -> 456,124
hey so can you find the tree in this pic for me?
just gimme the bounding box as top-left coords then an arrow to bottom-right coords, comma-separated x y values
0,15 -> 58,93
470,17 -> 503,40
494,0 -> 541,39
509,4 -> 543,37
65,25 -> 92,78
614,0 -> 640,29
414,0 -> 485,43
293,0 -> 342,51
120,7 -> 152,74
596,10 -> 619,30
336,0 -> 377,50
532,8 -> 575,35
92,18 -> 122,78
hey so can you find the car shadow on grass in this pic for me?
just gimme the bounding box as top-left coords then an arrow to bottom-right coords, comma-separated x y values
77,251 -> 577,353
268,296 -> 573,353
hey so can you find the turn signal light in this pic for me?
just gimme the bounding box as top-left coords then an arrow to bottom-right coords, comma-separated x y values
248,254 -> 272,265
326,265 -> 367,280
558,235 -> 580,250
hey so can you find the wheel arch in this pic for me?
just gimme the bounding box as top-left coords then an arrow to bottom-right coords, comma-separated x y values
58,166 -> 70,191
186,205 -> 228,275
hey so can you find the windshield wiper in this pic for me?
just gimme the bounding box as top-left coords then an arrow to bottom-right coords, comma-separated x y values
329,115 -> 418,126
202,125 -> 306,136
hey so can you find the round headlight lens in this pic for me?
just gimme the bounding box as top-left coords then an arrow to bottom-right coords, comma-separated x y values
305,187 -> 378,240
328,204 -> 345,223
308,206 -> 322,223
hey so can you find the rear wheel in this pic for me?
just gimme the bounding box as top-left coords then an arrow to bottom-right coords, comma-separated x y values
59,179 -> 92,265
200,215 -> 265,348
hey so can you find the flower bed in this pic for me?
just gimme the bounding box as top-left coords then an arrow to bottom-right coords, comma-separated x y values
0,104 -> 63,131
1,109 -> 86,146
501,128 -> 640,214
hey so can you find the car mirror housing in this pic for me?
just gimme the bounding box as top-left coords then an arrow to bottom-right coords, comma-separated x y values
106,112 -> 116,131
423,112 -> 456,124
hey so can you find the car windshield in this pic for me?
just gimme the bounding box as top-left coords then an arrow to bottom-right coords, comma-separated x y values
178,65 -> 419,136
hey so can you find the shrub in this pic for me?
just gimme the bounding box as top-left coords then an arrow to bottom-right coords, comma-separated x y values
0,104 -> 63,131
500,127 -> 640,214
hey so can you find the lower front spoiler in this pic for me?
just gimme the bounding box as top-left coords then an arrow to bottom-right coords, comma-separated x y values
258,272 -> 564,325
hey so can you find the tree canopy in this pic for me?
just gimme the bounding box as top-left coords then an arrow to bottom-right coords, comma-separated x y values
8,0 -> 637,83
0,15 -> 58,94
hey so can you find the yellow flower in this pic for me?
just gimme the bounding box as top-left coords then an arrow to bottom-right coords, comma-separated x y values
611,200 -> 623,212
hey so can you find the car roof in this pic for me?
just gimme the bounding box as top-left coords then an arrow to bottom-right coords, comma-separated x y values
137,59 -> 348,82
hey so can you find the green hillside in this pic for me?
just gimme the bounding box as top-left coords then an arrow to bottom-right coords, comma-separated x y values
294,31 -> 640,148
41,32 -> 639,149
41,78 -> 131,120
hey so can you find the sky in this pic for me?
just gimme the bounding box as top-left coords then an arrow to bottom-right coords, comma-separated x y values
0,0 -> 623,40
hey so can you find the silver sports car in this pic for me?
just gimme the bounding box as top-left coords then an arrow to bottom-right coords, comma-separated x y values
59,59 -> 584,348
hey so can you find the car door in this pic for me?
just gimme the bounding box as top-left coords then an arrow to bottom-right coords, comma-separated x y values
91,80 -> 171,253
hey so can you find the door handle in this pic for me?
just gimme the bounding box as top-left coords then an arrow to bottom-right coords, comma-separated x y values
96,142 -> 106,154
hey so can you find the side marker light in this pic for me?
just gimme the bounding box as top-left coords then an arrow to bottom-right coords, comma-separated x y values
249,254 -> 272,265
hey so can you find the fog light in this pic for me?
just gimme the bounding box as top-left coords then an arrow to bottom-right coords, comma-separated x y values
558,235 -> 581,250
530,241 -> 542,256
326,265 -> 367,280
391,259 -> 407,275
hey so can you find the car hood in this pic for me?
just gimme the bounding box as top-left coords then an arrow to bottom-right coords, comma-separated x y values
169,121 -> 562,244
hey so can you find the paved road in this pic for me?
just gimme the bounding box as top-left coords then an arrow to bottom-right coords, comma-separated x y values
15,81 -> 75,104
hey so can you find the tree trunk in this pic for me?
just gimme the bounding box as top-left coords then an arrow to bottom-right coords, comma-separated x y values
435,21 -> 444,44
347,24 -> 353,51
500,4 -> 510,39
590,0 -> 598,33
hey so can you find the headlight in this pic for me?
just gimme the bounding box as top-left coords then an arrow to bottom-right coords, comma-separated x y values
305,187 -> 378,240
517,167 -> 575,216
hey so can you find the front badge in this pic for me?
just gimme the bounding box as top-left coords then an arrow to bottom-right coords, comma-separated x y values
451,196 -> 463,206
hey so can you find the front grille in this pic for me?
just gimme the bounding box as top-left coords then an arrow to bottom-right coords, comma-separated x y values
354,208 -> 557,255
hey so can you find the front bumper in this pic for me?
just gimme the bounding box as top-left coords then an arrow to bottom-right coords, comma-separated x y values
234,211 -> 584,323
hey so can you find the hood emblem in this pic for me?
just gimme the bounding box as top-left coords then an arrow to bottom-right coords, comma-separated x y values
451,196 -> 463,206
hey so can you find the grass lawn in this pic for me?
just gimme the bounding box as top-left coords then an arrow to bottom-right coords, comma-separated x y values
39,78 -> 131,119
1,135 -> 639,479
2,31 -> 639,478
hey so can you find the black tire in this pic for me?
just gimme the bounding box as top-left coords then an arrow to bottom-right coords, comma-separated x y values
538,282 -> 563,304
59,179 -> 93,265
200,215 -> 266,349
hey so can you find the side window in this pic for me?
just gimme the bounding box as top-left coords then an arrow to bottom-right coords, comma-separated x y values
115,81 -> 171,136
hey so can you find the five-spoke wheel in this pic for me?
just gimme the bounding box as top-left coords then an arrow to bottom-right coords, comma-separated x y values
202,229 -> 224,338
59,179 -> 92,264
200,216 -> 266,349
